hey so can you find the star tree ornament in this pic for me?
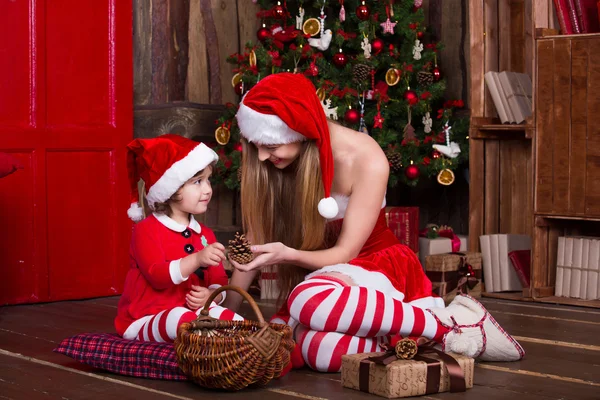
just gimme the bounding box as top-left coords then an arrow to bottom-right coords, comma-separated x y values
422,111 -> 433,133
413,39 -> 423,60
373,102 -> 384,129
380,5 -> 396,34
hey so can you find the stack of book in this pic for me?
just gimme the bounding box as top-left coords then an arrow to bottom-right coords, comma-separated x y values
484,71 -> 532,124
555,236 -> 600,300
553,0 -> 600,34
479,234 -> 531,292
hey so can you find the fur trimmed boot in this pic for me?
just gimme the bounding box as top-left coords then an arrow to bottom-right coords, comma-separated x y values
429,294 -> 525,361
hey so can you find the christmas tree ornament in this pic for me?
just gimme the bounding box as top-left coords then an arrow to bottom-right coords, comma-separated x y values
356,0 -> 370,21
295,6 -> 305,30
432,149 -> 441,159
373,103 -> 384,129
257,24 -> 271,41
417,70 -> 434,85
385,68 -> 400,86
339,0 -> 346,22
385,149 -> 402,173
316,87 -> 327,101
417,31 -> 424,39
433,65 -> 442,81
322,99 -> 339,120
231,72 -> 242,88
372,38 -> 384,54
308,29 -> 333,50
272,1 -> 286,19
422,111 -> 433,133
414,0 -> 423,9
344,107 -> 360,124
333,49 -> 348,67
303,18 -> 321,36
380,5 -> 397,34
353,63 -> 372,85
237,166 -> 242,182
248,50 -> 257,68
361,36 -> 372,58
233,142 -> 243,152
432,122 -> 461,158
215,125 -> 231,145
358,93 -> 367,133
412,39 -> 423,60
405,163 -> 420,180
403,89 -> 418,105
437,168 -> 455,185
318,3 -> 327,35
234,81 -> 244,96
228,232 -> 254,265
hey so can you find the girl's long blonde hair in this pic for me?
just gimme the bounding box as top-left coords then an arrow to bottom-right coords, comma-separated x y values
240,138 -> 327,302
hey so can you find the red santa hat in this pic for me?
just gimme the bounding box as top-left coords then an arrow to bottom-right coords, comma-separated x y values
126,134 -> 218,222
235,73 -> 338,219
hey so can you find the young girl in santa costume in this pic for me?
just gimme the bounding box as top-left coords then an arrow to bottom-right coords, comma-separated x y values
115,134 -> 243,343
225,73 -> 525,372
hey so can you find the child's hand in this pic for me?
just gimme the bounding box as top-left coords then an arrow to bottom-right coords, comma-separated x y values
195,242 -> 226,268
186,285 -> 211,310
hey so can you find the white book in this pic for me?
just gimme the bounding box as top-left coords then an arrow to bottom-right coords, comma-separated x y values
513,72 -> 533,110
555,236 -> 565,297
493,72 -> 516,123
562,237 -> 574,297
480,235 -> 494,293
588,240 -> 600,300
490,234 -> 501,292
569,238 -> 583,299
498,234 -> 530,291
484,71 -> 511,124
579,238 -> 590,300
498,71 -> 528,123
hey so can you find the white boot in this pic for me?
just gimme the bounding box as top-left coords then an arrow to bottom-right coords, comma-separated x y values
428,294 -> 525,361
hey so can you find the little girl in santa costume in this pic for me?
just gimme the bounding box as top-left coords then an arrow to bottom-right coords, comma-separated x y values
115,134 -> 243,343
226,73 -> 525,372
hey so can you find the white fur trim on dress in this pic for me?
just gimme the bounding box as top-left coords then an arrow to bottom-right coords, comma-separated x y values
236,99 -> 306,145
146,143 -> 218,207
169,259 -> 188,285
328,193 -> 387,221
305,264 -> 406,302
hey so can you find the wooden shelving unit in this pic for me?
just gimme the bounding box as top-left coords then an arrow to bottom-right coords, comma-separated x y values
468,1 -> 600,308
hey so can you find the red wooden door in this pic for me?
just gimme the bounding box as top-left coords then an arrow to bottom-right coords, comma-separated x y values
0,1 -> 132,304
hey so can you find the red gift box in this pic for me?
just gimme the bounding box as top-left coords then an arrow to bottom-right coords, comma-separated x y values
385,207 -> 419,253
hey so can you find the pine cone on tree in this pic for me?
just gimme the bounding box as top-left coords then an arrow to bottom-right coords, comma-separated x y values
353,63 -> 372,85
385,150 -> 402,173
228,232 -> 254,264
237,167 -> 242,182
417,71 -> 434,86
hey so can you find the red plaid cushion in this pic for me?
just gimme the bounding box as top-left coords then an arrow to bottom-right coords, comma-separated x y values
53,333 -> 188,380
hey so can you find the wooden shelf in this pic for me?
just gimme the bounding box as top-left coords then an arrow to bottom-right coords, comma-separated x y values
535,214 -> 600,223
481,291 -> 533,302
471,117 -> 534,139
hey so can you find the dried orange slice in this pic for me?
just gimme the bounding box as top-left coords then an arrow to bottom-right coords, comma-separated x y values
248,50 -> 257,68
303,18 -> 321,36
385,68 -> 400,86
215,126 -> 231,145
231,73 -> 242,88
437,168 -> 455,185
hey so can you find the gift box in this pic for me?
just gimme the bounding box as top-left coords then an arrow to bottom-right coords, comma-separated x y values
341,344 -> 473,398
425,252 -> 482,303
385,207 -> 419,253
418,234 -> 468,267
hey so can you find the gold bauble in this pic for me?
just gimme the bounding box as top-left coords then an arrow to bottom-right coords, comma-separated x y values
215,126 -> 231,145
302,18 -> 321,36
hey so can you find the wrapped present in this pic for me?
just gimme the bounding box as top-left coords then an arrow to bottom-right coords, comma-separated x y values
418,224 -> 467,266
385,207 -> 419,253
425,252 -> 482,302
341,340 -> 473,398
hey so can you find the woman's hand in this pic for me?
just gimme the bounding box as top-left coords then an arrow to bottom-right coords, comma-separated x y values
228,242 -> 294,272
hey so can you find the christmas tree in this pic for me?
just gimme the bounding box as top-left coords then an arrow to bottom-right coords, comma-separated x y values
212,0 -> 469,190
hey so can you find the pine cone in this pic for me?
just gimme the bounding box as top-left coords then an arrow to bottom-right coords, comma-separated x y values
385,150 -> 402,173
353,63 -> 372,85
228,232 -> 254,264
417,71 -> 434,86
395,338 -> 418,360
236,167 -> 242,182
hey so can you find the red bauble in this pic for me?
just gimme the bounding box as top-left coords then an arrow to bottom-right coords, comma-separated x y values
356,2 -> 370,21
432,149 -> 441,159
372,38 -> 384,54
433,66 -> 442,81
234,143 -> 243,152
405,164 -> 420,180
234,81 -> 244,96
257,26 -> 271,42
272,4 -> 286,19
403,89 -> 418,105
417,31 -> 424,39
344,108 -> 360,124
333,51 -> 348,67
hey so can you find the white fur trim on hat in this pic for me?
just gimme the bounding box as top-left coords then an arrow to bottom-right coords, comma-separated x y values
146,143 -> 218,207
318,197 -> 339,219
236,99 -> 306,145
127,202 -> 144,222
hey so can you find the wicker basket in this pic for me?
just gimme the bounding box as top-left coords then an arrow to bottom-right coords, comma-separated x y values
175,285 -> 295,391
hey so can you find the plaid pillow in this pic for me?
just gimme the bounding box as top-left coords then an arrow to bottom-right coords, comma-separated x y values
53,333 -> 188,380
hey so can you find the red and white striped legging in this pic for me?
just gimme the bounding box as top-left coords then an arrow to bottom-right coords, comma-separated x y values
127,304 -> 243,343
285,276 -> 448,372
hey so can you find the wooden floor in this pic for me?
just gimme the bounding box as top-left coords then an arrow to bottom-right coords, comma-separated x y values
1,296 -> 599,400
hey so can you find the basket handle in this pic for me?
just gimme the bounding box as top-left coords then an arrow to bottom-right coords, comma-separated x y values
198,285 -> 266,326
